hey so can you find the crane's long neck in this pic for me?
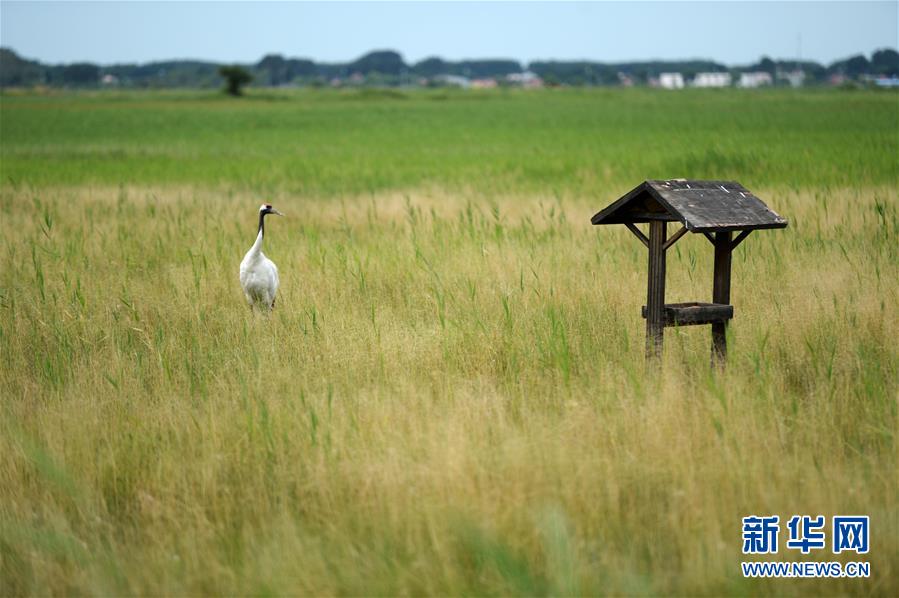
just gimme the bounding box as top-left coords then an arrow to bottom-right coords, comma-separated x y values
248,211 -> 266,257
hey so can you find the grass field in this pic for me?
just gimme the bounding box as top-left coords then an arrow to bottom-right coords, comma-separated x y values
1,88 -> 897,596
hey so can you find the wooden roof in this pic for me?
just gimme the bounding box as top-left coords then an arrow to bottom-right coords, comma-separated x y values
591,179 -> 788,232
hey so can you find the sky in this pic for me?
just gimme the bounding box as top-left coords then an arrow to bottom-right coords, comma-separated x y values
1,1 -> 896,66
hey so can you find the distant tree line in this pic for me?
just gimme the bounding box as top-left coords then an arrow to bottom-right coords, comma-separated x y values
2,47 -> 897,89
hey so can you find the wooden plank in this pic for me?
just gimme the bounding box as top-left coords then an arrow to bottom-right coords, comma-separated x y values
731,229 -> 752,250
624,222 -> 649,248
645,221 -> 667,361
592,179 -> 788,233
641,302 -> 734,327
619,210 -> 677,222
591,181 -> 652,225
592,182 -> 683,226
662,225 -> 688,251
649,180 -> 788,232
711,231 -> 733,366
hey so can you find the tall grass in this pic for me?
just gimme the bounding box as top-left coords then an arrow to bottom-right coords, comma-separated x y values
1,185 -> 896,595
1,89 -> 897,595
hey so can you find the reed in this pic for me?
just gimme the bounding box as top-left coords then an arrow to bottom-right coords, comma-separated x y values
0,88 -> 896,595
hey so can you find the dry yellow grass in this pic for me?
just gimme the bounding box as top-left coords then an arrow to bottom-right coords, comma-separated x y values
1,184 -> 897,595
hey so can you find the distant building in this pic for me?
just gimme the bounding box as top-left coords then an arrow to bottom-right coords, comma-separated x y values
828,74 -> 849,86
617,72 -> 635,87
738,72 -> 772,88
471,78 -> 498,89
434,74 -> 470,88
693,72 -> 732,87
659,73 -> 684,89
778,69 -> 805,88
506,71 -> 543,88
101,74 -> 119,86
875,76 -> 899,88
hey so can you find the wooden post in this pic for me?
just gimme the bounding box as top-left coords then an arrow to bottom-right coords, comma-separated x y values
711,231 -> 733,365
646,221 -> 667,360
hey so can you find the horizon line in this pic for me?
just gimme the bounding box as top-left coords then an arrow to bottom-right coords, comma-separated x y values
5,45 -> 894,69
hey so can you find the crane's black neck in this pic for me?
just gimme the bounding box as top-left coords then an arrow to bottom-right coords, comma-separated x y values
258,210 -> 267,238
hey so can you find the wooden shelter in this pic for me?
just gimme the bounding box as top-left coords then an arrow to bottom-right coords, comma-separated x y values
591,179 -> 787,364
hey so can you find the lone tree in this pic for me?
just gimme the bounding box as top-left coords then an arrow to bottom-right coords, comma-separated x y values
219,65 -> 252,96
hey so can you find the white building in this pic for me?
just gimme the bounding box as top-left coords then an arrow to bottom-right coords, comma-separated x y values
506,71 -> 543,88
738,72 -> 773,88
434,74 -> 471,89
471,78 -> 498,89
659,72 -> 684,89
692,72 -> 732,88
779,70 -> 806,88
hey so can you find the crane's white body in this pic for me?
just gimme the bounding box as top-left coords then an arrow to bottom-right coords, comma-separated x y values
240,205 -> 282,310
240,232 -> 279,309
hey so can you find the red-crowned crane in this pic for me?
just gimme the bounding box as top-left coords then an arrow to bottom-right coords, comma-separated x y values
240,203 -> 283,311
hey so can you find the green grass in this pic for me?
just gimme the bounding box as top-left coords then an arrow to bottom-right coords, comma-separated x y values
0,88 -> 897,596
2,87 -> 897,195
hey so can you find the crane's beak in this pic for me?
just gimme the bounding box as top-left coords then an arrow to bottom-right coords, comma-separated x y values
272,208 -> 284,217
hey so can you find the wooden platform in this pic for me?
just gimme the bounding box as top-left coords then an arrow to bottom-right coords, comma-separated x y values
591,179 -> 786,364
641,302 -> 733,327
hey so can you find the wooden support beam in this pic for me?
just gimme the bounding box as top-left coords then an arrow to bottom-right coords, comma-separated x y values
731,229 -> 752,250
662,225 -> 688,251
619,211 -> 677,222
624,222 -> 649,248
646,221 -> 667,361
702,232 -> 716,245
711,231 -> 733,366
